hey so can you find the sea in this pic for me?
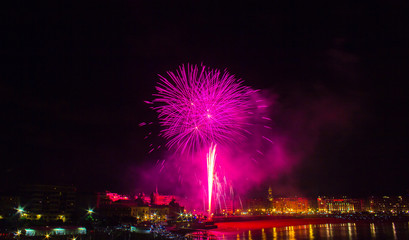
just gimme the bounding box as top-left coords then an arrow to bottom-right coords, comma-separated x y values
192,221 -> 409,239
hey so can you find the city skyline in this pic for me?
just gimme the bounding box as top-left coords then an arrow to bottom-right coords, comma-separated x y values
2,183 -> 408,239
3,184 -> 409,216
1,1 -> 408,198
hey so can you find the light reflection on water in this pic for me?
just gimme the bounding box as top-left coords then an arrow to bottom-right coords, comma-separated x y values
261,228 -> 266,240
370,223 -> 376,238
392,222 -> 397,239
202,221 -> 409,240
309,224 -> 314,239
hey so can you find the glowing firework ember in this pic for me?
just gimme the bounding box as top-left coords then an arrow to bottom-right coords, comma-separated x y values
154,64 -> 256,152
207,143 -> 217,218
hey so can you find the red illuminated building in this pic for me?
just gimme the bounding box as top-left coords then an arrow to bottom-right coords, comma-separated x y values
96,191 -> 183,222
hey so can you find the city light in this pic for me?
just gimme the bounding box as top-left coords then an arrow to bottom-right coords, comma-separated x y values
58,215 -> 66,222
16,206 -> 24,214
87,208 -> 94,215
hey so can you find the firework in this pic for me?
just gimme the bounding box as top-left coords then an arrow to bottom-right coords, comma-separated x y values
154,64 -> 256,152
207,144 -> 217,218
153,64 -> 258,218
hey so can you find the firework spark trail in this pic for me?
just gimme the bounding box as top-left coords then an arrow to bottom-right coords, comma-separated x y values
262,135 -> 274,144
207,144 -> 217,218
214,173 -> 228,216
154,64 -> 256,153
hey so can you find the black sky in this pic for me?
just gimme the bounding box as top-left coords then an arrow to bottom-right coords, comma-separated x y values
1,1 -> 408,197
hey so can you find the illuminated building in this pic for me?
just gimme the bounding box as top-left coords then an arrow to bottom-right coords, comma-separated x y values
105,192 -> 129,202
97,191 -> 183,222
215,199 -> 236,215
131,205 -> 150,220
271,197 -> 309,213
369,196 -> 409,213
97,190 -> 180,207
96,191 -> 129,207
99,200 -> 170,222
19,185 -> 76,222
100,202 -> 138,219
223,199 -> 234,214
245,198 -> 266,211
100,202 -> 172,222
149,205 -> 170,221
317,197 -> 363,213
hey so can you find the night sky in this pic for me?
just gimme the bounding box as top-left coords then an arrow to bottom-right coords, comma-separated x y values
1,1 -> 408,198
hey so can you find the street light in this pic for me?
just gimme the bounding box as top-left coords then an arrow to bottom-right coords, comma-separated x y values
86,208 -> 95,222
87,208 -> 94,215
16,206 -> 24,214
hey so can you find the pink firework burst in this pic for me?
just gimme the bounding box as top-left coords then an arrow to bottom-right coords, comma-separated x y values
154,64 -> 256,152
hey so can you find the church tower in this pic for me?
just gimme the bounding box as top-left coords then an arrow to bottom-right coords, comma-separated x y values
268,186 -> 273,202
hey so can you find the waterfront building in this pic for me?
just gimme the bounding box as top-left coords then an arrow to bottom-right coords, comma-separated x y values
131,205 -> 150,220
244,198 -> 267,213
271,197 -> 310,214
214,199 -> 236,215
317,196 -> 363,213
223,199 -> 235,214
369,196 -> 409,213
97,191 -> 183,222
